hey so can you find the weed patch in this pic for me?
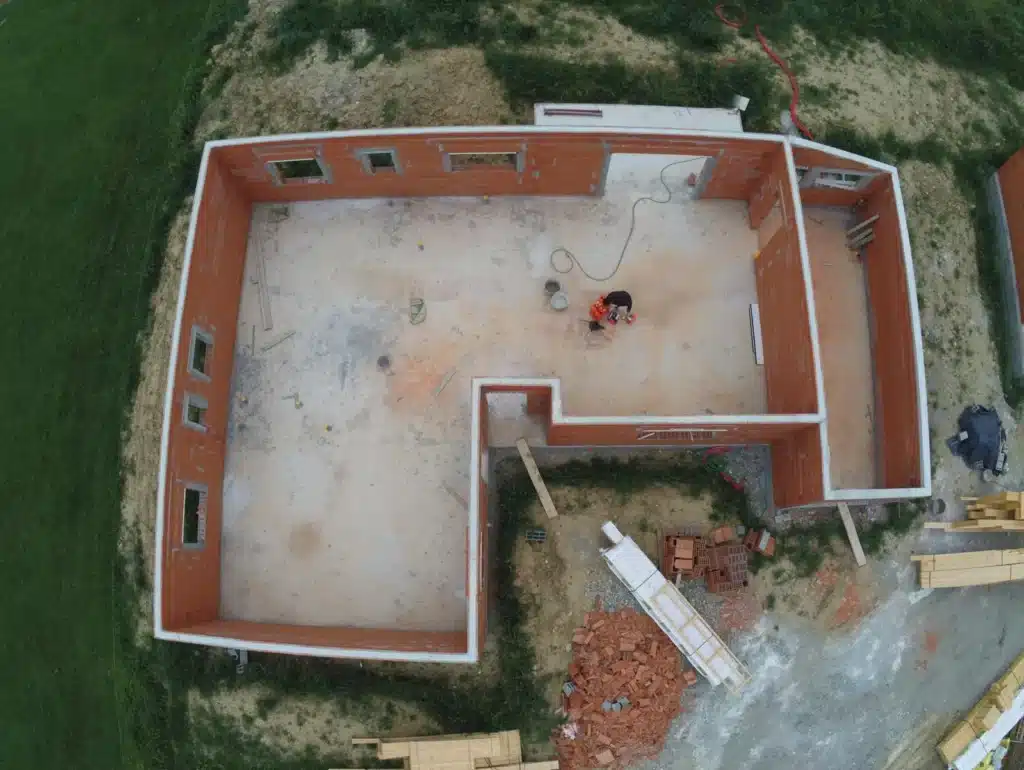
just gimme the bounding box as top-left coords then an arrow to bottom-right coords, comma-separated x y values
772,501 -> 927,578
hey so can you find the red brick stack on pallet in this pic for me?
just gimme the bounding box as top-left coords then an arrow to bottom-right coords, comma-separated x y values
662,534 -> 707,579
554,608 -> 696,770
662,526 -> 755,594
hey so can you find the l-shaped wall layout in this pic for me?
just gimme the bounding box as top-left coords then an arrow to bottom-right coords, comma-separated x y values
155,126 -> 930,662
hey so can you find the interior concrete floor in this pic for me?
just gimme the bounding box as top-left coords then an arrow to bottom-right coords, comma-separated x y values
805,207 -> 879,490
218,156 -> 763,630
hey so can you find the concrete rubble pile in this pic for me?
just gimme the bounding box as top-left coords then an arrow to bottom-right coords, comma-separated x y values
554,608 -> 696,770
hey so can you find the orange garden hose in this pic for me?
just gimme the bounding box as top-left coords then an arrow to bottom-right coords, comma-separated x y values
713,4 -> 814,139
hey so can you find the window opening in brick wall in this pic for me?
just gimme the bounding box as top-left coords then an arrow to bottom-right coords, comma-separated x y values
806,167 -> 876,191
357,148 -> 399,174
183,393 -> 208,431
182,486 -> 207,547
447,152 -> 521,172
636,428 -> 727,441
267,157 -> 327,184
188,326 -> 212,379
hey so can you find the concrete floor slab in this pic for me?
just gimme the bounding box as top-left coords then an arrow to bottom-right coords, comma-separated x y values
220,160 -> 763,630
805,207 -> 878,490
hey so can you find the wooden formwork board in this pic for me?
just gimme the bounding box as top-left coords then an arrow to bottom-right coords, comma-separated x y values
516,439 -> 558,519
914,548 -> 1024,587
837,503 -> 867,567
362,731 -> 526,770
923,520 -> 1024,532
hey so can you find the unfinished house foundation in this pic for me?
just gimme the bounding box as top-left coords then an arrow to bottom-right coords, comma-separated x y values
155,120 -> 930,662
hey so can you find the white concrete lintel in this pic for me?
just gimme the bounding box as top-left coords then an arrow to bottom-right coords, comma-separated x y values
154,144 -> 212,635
474,376 -> 821,426
154,629 -> 476,663
788,136 -> 898,174
826,487 -> 930,501
207,124 -> 786,150
889,168 -> 933,498
782,143 -> 833,496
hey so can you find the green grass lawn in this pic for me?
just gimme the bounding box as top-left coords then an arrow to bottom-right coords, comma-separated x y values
0,0 -> 243,766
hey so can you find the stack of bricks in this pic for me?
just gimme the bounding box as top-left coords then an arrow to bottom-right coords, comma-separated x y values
742,529 -> 776,557
662,535 -> 706,580
662,529 -> 749,594
554,608 -> 696,770
664,535 -> 701,577
705,543 -> 749,593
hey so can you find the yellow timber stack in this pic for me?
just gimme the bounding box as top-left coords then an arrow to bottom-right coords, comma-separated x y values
342,731 -> 559,770
924,492 -> 1024,532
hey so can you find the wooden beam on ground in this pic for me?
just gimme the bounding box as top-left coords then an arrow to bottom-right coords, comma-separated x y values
846,214 -> 880,237
516,438 -> 558,519
837,502 -> 867,567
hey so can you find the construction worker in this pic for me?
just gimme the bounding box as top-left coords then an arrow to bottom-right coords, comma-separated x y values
588,290 -> 636,328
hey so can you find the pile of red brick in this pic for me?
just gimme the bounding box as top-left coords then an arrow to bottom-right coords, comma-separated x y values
554,608 -> 696,770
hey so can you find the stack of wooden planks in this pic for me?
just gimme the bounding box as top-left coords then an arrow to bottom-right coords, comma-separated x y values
938,651 -> 1024,766
913,548 -> 1024,588
926,492 -> 1024,532
347,731 -> 558,770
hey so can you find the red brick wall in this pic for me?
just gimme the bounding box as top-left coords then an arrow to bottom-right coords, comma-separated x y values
162,155 -> 252,630
547,420 -> 811,445
748,146 -> 789,230
179,620 -> 467,653
792,146 -> 887,207
771,425 -> 825,507
998,147 -> 1024,319
210,133 -> 779,204
752,154 -> 819,418
862,178 -> 921,488
477,382 -> 826,506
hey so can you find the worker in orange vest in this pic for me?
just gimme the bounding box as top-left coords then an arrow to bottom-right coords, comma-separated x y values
589,290 -> 636,328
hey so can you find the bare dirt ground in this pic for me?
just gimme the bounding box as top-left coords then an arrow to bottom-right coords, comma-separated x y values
789,29 -> 1009,148
513,485 -> 718,709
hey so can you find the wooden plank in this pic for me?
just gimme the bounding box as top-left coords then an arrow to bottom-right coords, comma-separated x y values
923,522 -> 950,530
938,722 -> 978,765
379,742 -> 413,759
923,550 -> 1005,571
951,519 -> 1024,531
846,213 -> 880,236
837,503 -> 867,567
922,565 -> 1014,588
516,439 -> 558,519
352,739 -> 382,746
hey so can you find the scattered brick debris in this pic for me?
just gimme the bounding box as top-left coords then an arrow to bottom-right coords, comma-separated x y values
555,609 -> 692,770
